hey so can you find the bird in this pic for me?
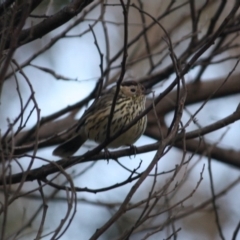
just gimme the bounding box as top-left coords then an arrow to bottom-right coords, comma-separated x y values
52,81 -> 148,157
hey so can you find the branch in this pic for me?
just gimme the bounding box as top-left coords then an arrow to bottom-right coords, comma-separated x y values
3,0 -> 95,49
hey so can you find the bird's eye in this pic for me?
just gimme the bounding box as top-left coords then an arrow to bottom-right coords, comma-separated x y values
130,88 -> 136,92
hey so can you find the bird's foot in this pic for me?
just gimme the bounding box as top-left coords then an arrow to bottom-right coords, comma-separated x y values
104,148 -> 111,163
128,144 -> 138,158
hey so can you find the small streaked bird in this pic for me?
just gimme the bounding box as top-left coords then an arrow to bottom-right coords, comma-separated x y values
53,81 -> 148,157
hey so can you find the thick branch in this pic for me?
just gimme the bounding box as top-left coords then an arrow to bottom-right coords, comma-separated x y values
3,0 -> 95,49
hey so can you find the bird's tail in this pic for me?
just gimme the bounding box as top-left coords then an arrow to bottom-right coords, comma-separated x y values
52,134 -> 86,157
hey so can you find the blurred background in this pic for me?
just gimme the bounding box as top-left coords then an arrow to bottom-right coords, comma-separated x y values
0,0 -> 240,239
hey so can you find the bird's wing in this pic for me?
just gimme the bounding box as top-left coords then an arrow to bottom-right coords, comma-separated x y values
75,88 -> 116,132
